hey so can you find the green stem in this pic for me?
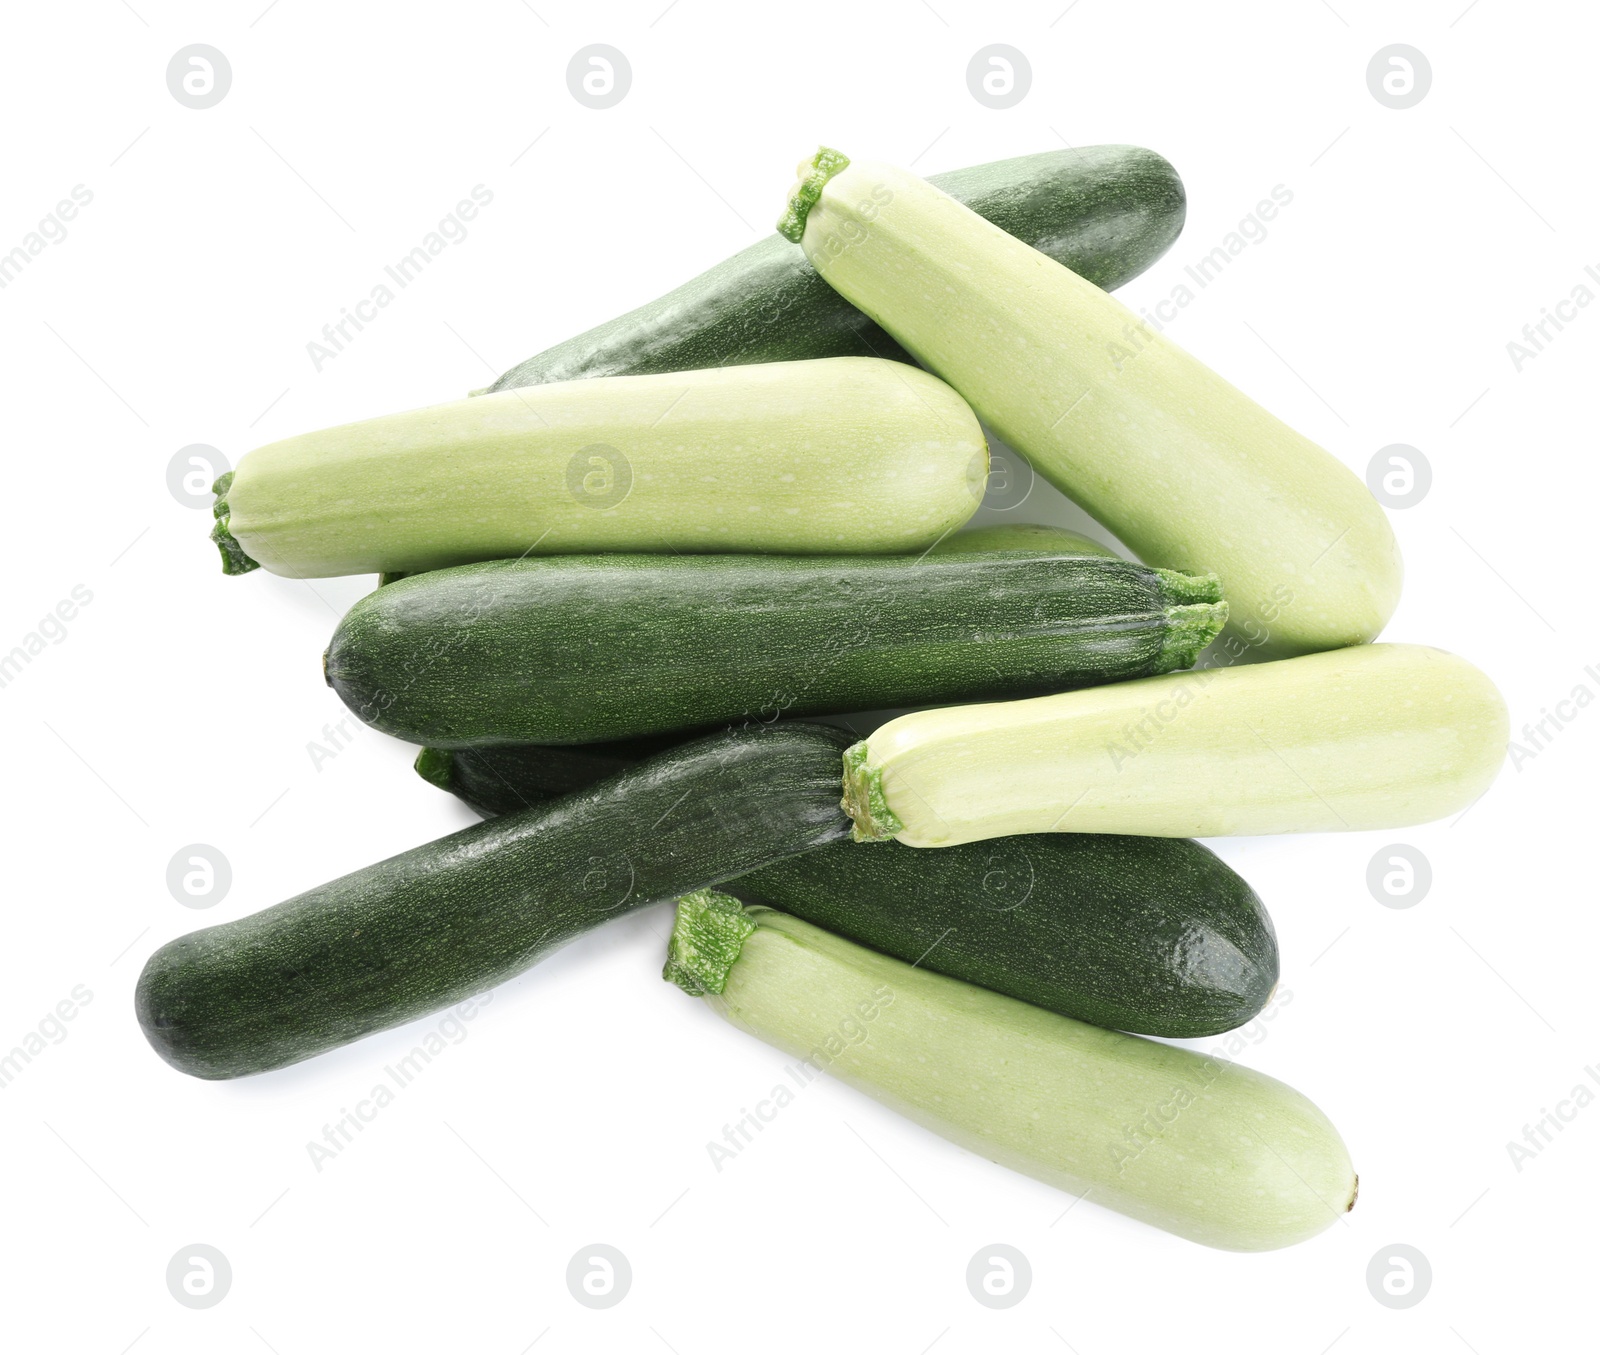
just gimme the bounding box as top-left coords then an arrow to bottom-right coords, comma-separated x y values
776,147 -> 851,243
1152,570 -> 1228,671
210,472 -> 261,575
840,742 -> 901,843
663,889 -> 759,996
1158,602 -> 1230,671
413,747 -> 455,793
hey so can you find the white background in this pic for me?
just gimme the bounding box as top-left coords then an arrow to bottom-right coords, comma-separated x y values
0,1 -> 1593,1350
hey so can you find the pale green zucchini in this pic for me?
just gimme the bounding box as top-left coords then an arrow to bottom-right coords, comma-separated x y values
665,891 -> 1356,1252
212,356 -> 986,577
780,149 -> 1402,658
930,522 -> 1116,557
844,643 -> 1507,846
488,146 -> 1188,386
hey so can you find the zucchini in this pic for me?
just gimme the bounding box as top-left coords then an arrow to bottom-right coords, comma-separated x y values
404,529 -> 1125,809
730,834 -> 1276,1038
844,643 -> 1508,846
933,522 -> 1116,558
324,546 -> 1226,748
414,733 -> 688,817
211,356 -> 986,578
136,722 -> 852,1078
405,522 -> 1127,806
665,892 -> 1356,1252
780,149 -> 1401,658
414,731 -> 1277,1038
487,146 -> 1186,390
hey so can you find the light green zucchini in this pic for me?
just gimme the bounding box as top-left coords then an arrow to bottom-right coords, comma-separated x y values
665,891 -> 1356,1252
212,356 -> 986,577
844,643 -> 1507,846
930,522 -> 1116,557
780,149 -> 1402,658
487,146 -> 1188,387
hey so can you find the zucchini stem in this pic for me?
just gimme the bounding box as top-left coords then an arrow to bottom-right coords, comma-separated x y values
413,747 -> 455,793
776,147 -> 851,243
210,472 -> 261,575
1160,603 -> 1229,669
663,889 -> 759,996
1152,570 -> 1226,672
840,742 -> 902,843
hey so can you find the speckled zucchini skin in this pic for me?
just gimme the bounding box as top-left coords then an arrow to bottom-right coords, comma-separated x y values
413,733 -> 693,817
487,146 -> 1185,389
415,731 -> 1277,1038
731,834 -> 1276,1038
325,549 -> 1224,748
135,723 -> 853,1079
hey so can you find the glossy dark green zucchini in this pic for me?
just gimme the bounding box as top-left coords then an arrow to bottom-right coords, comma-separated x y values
416,729 -> 1277,1037
325,547 -> 1224,748
730,835 -> 1277,1038
487,145 -> 1185,389
135,722 -> 852,1079
413,734 -> 692,818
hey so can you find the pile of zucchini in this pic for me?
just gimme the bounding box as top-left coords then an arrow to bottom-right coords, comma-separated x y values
140,144 -> 1508,1254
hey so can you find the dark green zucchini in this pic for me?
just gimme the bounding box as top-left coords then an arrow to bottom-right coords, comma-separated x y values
417,732 -> 1277,1037
135,722 -> 852,1079
486,145 -> 1184,390
413,733 -> 692,817
730,836 -> 1276,1038
325,548 -> 1225,748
